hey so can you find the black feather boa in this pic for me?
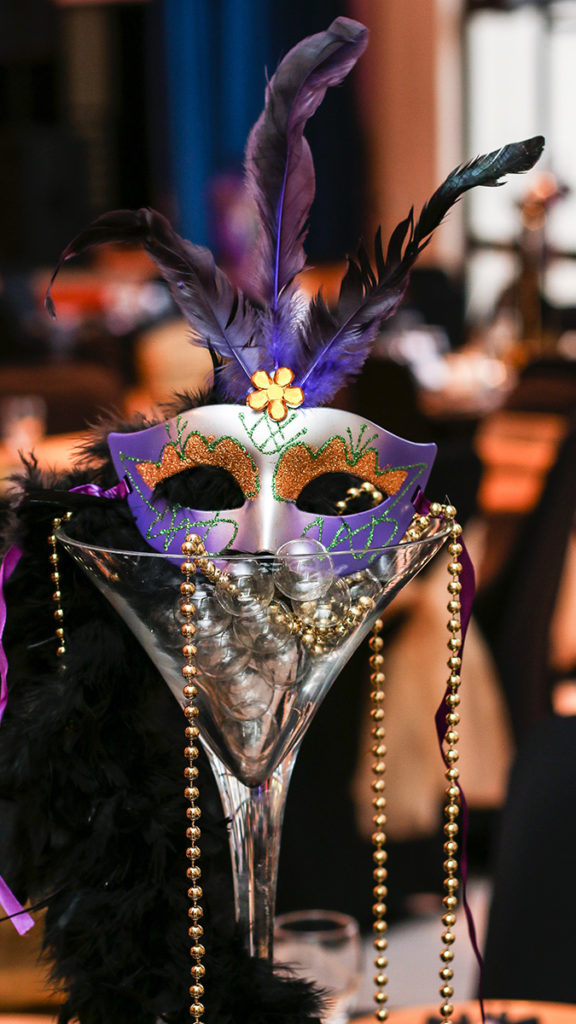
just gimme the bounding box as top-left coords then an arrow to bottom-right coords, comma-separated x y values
0,417 -> 324,1024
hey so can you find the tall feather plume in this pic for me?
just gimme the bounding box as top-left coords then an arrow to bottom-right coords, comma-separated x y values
45,208 -> 266,402
300,135 -> 545,406
244,16 -> 368,370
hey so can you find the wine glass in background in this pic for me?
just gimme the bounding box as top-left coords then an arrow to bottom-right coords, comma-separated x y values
274,910 -> 362,1024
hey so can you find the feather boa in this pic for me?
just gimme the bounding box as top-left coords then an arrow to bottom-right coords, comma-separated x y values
0,436 -> 323,1024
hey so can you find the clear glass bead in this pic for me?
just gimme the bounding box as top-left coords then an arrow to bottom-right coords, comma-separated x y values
344,568 -> 382,604
274,538 -> 334,601
193,589 -> 232,637
215,560 -> 275,617
221,663 -> 275,720
260,637 -> 302,689
233,600 -> 294,653
196,633 -> 251,679
292,577 -> 351,631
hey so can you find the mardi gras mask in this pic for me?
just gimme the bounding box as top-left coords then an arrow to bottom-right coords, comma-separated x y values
47,17 -> 543,568
108,405 -> 436,567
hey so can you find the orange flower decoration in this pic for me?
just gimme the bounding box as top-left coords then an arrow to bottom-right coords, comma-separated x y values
246,367 -> 304,422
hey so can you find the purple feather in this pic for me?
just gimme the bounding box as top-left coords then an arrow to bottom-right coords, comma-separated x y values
244,16 -> 368,370
45,208 -> 266,402
43,22 -> 545,416
300,136 -> 545,406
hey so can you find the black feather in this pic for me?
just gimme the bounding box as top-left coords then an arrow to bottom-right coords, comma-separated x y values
300,136 -> 545,404
45,209 -> 265,402
0,455 -> 324,1024
411,135 -> 545,252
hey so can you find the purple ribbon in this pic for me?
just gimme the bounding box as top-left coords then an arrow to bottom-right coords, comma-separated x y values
0,878 -> 35,935
0,543 -> 34,934
70,479 -> 129,499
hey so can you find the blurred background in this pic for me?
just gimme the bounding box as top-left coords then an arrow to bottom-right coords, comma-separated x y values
2,0 -> 576,1017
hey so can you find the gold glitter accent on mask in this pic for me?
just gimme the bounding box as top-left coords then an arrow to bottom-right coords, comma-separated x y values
136,435 -> 259,498
246,366 -> 304,421
274,437 -> 408,502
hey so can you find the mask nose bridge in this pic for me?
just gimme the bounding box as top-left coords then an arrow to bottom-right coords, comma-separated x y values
248,457 -> 277,552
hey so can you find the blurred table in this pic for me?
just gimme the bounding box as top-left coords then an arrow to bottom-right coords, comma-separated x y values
0,999 -> 573,1023
356,1001 -> 576,1023
476,411 -> 567,517
474,410 -> 568,586
0,1017 -> 57,1023
0,431 -> 87,492
418,351 -> 514,421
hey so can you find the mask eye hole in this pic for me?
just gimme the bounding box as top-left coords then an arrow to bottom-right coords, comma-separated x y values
296,472 -> 383,516
153,466 -> 246,510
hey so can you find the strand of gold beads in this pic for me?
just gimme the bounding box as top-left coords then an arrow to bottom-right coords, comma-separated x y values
370,502 -> 464,1023
336,479 -> 383,514
48,513 -> 72,658
290,591 -> 376,657
438,504 -> 464,1024
188,540 -> 377,659
180,533 -> 206,1024
369,617 -> 389,1022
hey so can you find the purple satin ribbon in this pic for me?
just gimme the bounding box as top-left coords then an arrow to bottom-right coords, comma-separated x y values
0,877 -> 35,935
414,491 -> 485,1019
70,479 -> 129,499
0,478 -> 128,936
0,543 -> 34,934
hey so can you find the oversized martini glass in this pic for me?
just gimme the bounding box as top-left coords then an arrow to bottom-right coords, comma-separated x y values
57,522 -> 449,961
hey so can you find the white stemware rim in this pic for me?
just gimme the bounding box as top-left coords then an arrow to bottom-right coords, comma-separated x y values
55,523 -> 450,562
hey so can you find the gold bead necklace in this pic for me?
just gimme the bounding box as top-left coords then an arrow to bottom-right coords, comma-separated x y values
370,503 -> 465,1023
180,533 -> 206,1024
48,513 -> 72,658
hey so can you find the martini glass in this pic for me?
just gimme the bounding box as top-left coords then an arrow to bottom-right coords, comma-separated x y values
57,522 -> 448,962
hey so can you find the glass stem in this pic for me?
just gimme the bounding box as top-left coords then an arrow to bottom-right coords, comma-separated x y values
205,749 -> 297,960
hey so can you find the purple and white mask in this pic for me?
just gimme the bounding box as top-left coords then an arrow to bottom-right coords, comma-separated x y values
48,18 -> 542,578
108,404 -> 436,572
